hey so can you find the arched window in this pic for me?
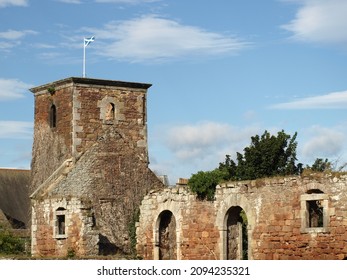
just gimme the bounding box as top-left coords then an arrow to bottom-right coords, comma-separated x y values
50,104 -> 57,128
225,206 -> 248,260
105,103 -> 115,121
156,210 -> 177,260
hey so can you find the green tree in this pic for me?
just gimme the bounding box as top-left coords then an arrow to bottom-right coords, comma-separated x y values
219,130 -> 301,181
310,158 -> 332,172
189,130 -> 302,200
188,169 -> 227,200
218,154 -> 237,180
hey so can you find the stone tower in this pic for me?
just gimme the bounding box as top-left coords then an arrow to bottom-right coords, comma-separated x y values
29,77 -> 164,257
30,77 -> 150,193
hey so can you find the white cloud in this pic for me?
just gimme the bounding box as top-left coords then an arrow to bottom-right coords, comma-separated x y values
0,121 -> 33,139
58,0 -> 83,4
0,29 -> 38,51
0,29 -> 37,40
270,90 -> 347,109
33,43 -> 56,49
0,0 -> 28,7
0,78 -> 33,100
85,15 -> 249,62
301,125 -> 346,160
166,122 -> 233,155
0,41 -> 18,50
95,0 -> 159,3
58,0 -> 159,3
282,0 -> 347,45
162,122 -> 260,168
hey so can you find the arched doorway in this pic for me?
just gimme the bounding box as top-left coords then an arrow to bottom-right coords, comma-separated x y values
225,206 -> 248,260
157,210 -> 177,260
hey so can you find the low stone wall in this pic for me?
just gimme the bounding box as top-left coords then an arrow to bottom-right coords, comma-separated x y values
31,197 -> 98,257
137,174 -> 347,260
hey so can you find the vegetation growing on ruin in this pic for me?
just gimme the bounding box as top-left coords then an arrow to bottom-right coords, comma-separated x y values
189,130 -> 301,200
188,169 -> 227,200
218,130 -> 302,181
188,130 -> 347,200
128,208 -> 140,256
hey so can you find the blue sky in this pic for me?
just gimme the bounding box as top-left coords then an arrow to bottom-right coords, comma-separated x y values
1,0 -> 347,184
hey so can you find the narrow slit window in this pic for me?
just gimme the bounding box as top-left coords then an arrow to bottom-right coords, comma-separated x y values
55,207 -> 66,238
142,95 -> 146,125
50,104 -> 57,128
57,214 -> 65,235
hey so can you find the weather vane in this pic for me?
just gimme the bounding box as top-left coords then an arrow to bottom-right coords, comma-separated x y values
83,36 -> 95,78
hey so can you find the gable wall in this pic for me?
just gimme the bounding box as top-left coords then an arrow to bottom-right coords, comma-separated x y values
31,126 -> 165,257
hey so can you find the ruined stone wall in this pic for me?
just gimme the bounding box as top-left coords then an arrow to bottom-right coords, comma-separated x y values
31,125 -> 164,256
137,175 -> 347,260
235,176 -> 347,260
137,187 -> 221,260
30,85 -> 73,194
31,197 -> 98,257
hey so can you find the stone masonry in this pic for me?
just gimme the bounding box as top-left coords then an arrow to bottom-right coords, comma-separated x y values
137,174 -> 347,260
30,77 -> 164,257
28,76 -> 347,260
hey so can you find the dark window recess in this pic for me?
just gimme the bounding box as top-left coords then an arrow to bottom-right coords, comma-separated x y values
105,103 -> 115,121
57,214 -> 65,235
50,104 -> 57,128
307,200 -> 323,227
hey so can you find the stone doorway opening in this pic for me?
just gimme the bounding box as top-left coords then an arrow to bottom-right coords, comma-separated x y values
157,210 -> 177,260
225,206 -> 248,260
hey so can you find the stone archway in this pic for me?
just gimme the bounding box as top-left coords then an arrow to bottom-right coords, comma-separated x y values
225,206 -> 248,260
157,210 -> 177,260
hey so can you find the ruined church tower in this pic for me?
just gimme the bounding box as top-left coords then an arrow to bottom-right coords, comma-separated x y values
29,77 -> 164,257
30,77 -> 150,193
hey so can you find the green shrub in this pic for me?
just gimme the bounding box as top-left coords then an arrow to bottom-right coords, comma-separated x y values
0,226 -> 25,255
128,209 -> 140,255
66,248 -> 76,259
188,169 -> 227,200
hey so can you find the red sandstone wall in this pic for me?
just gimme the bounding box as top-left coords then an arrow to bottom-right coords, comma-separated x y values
137,188 -> 221,260
180,200 -> 220,260
30,86 -> 73,194
250,178 -> 347,260
31,198 -> 98,257
137,176 -> 347,260
74,85 -> 148,161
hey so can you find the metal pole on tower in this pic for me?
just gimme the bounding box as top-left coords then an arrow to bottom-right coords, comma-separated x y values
83,41 -> 86,78
83,36 -> 95,78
